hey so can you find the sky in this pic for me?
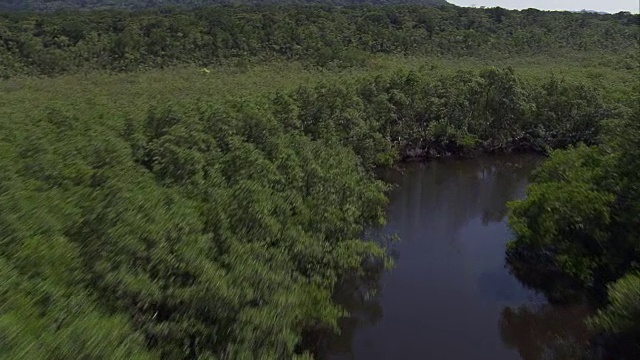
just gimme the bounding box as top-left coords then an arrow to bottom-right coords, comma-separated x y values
448,0 -> 640,13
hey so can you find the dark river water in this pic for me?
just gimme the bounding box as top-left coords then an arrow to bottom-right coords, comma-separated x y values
321,154 -> 594,360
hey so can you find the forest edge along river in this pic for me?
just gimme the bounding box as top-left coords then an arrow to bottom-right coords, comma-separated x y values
316,154 -> 595,360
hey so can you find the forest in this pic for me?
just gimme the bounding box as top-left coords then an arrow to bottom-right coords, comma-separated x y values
0,0 -> 450,12
507,87 -> 640,358
0,1 -> 639,359
0,0 -> 449,11
0,5 -> 638,77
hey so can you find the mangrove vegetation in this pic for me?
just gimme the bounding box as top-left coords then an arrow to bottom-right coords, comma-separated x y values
0,1 -> 638,359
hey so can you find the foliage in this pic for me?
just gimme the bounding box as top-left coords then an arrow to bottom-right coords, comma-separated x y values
590,274 -> 640,339
300,67 -> 611,159
0,62 -> 626,358
0,0 -> 450,12
507,85 -> 640,356
0,5 -> 637,77
0,2 -> 637,355
0,95 -> 391,358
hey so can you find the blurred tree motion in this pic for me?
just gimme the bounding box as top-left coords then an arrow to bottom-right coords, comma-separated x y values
508,85 -> 640,358
0,1 -> 638,359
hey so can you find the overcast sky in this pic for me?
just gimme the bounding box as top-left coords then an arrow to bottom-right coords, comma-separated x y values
449,0 -> 640,13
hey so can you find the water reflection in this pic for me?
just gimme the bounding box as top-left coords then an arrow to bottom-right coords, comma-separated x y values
506,249 -> 588,305
319,154 -> 593,360
310,258 -> 386,360
500,303 -> 594,360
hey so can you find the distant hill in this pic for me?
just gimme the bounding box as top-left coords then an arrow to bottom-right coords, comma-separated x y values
579,9 -> 609,15
0,0 -> 451,12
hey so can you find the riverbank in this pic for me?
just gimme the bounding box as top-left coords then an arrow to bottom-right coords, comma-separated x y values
1,58 -> 636,359
318,154 -> 600,360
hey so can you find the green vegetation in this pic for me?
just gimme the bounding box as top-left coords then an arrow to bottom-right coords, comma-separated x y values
0,0 -> 450,12
2,60 -> 635,358
0,82 -> 393,359
507,80 -> 640,356
0,5 -> 637,77
0,1 -> 639,359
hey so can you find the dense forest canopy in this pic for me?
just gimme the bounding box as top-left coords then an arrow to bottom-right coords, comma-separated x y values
0,5 -> 637,77
0,0 -> 450,12
0,1 -> 639,359
1,61 -> 638,358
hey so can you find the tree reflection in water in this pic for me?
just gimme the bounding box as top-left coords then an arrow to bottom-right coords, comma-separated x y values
500,303 -> 594,360
312,154 -> 603,360
307,253 -> 387,359
503,224 -> 603,360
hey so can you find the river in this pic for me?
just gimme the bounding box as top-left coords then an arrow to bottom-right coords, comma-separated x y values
321,154 -> 594,360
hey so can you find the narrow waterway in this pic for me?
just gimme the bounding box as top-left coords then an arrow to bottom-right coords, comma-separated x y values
323,154 -> 593,360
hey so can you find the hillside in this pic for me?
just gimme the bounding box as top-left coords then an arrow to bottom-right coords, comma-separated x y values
0,0 -> 450,12
0,5 -> 637,77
